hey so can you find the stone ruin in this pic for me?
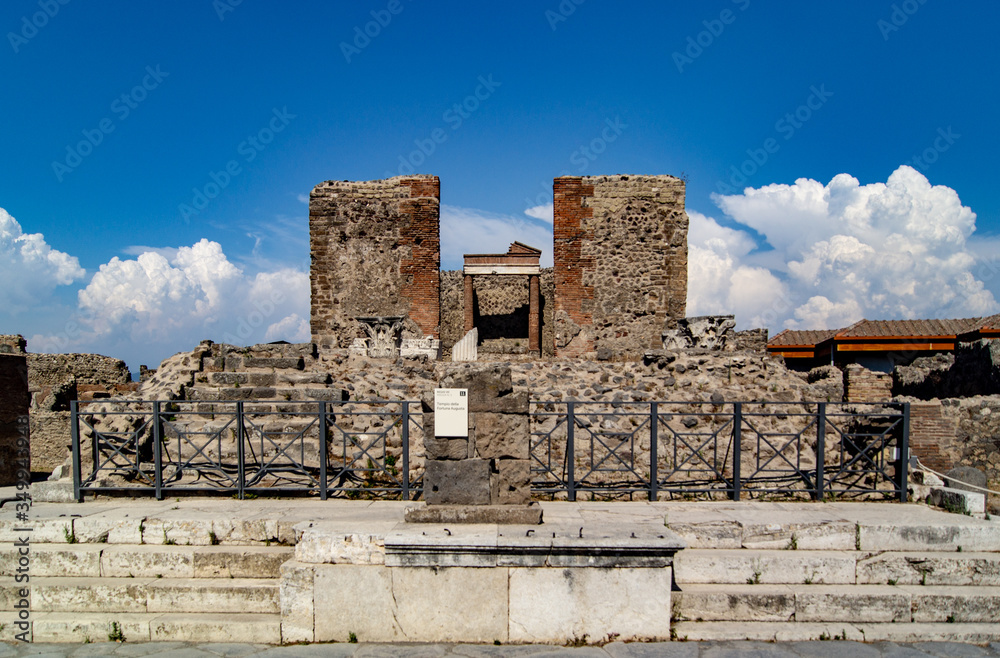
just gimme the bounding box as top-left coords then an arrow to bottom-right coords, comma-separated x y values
309,174 -> 689,361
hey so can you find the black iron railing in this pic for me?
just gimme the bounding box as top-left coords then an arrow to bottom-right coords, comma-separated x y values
72,399 -> 909,502
71,400 -> 421,501
529,401 -> 910,501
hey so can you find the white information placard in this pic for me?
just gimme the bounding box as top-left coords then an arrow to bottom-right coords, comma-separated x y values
434,388 -> 469,437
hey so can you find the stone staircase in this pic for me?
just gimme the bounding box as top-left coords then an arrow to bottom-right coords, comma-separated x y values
0,516 -> 293,643
671,514 -> 1000,642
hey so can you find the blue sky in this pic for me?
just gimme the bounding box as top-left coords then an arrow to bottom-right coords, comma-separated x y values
2,1 -> 998,371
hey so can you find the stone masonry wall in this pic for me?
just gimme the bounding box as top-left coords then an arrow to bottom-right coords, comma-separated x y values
844,364 -> 893,403
0,334 -> 27,354
553,175 -> 688,359
309,176 -> 440,351
440,269 -> 555,357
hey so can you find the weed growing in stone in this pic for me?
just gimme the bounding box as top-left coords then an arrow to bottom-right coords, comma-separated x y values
348,631 -> 358,643
163,530 -> 176,545
786,533 -> 798,550
887,578 -> 897,586
63,525 -> 77,544
108,621 -> 126,642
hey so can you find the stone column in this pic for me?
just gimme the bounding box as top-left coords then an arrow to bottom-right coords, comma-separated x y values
528,275 -> 540,353
464,274 -> 474,334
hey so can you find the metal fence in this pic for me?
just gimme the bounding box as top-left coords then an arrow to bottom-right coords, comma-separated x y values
71,400 -> 422,501
72,399 -> 909,502
530,401 -> 910,501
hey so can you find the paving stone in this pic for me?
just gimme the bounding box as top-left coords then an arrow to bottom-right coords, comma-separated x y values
785,640 -> 883,658
603,641 -> 699,657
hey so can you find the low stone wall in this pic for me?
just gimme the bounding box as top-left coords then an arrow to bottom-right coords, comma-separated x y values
28,352 -> 131,388
0,334 -> 27,354
894,340 -> 1000,399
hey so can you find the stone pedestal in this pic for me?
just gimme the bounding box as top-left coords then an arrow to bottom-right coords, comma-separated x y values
411,364 -> 539,523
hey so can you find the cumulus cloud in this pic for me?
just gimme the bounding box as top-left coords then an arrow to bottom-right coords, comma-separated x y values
525,203 -> 554,223
441,205 -> 554,269
687,166 -> 999,331
0,208 -> 85,313
30,239 -> 309,365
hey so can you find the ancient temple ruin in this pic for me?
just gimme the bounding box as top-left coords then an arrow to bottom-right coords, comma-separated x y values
309,174 -> 689,360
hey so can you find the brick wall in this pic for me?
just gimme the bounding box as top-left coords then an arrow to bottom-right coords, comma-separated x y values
908,401 -> 956,473
553,175 -> 688,358
844,364 -> 893,403
309,176 -> 440,350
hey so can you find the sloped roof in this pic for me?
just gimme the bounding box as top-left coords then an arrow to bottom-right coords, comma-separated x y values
977,314 -> 1000,331
768,328 -> 840,347
835,318 -> 983,339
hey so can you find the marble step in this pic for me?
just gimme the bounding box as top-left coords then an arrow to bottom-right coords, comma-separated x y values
670,620 -> 1000,643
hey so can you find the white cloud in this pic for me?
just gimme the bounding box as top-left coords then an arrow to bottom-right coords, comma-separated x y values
525,203 -> 554,223
30,239 -> 309,366
688,166 -> 999,331
440,205 -> 554,269
297,194 -> 309,204
0,208 -> 85,313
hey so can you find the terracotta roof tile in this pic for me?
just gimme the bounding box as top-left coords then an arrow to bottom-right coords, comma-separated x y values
836,318 -> 983,338
978,314 -> 1000,331
768,328 -> 840,347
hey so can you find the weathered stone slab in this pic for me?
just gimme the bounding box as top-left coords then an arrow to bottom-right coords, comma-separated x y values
474,413 -> 529,460
404,503 -> 542,525
313,564 -> 403,642
30,611 -> 155,643
385,524 -> 499,567
857,551 -> 1000,586
673,584 -> 795,622
673,549 -> 856,585
192,546 -> 293,578
146,578 -> 279,614
667,521 -> 743,549
0,543 -> 102,578
508,566 -> 672,643
859,523 -> 1000,552
908,585 -> 1000,622
423,415 -> 471,460
294,525 -> 389,565
149,612 -> 281,643
32,576 -> 152,613
741,521 -> 855,551
794,585 -> 910,622
438,364 -> 513,411
100,544 -> 195,578
280,560 -> 315,644
928,486 -> 986,516
424,459 -> 492,505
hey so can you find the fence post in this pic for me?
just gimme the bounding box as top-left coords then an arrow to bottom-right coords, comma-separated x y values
401,402 -> 411,501
897,403 -> 910,503
236,401 -> 245,500
814,403 -> 826,501
731,403 -> 742,501
153,402 -> 163,501
319,401 -> 328,500
71,401 -> 82,503
649,402 -> 658,502
566,401 -> 576,502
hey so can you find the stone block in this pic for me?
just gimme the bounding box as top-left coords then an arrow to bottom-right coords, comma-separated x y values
928,486 -> 986,516
508,566 -> 672,643
856,551 -> 1000,586
673,549 -> 856,585
424,459 -> 491,505
944,466 -> 988,493
0,544 -> 101,578
473,412 -> 529,460
313,564 -> 403,642
795,585 -> 911,622
909,586 -> 1000,622
404,504 -> 542,525
149,612 -> 281,643
674,584 -> 795,622
423,412 -> 470,460
438,364 -> 513,411
33,577 -> 152,613
192,546 -> 293,578
280,561 -> 315,643
100,545 -> 195,578
492,458 -> 531,505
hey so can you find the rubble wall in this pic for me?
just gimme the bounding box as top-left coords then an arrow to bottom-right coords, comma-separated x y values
309,176 -> 440,351
553,175 -> 688,359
